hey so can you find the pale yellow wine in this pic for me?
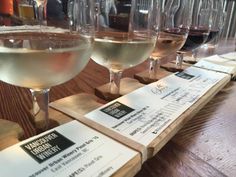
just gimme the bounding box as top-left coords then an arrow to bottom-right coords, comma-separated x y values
91,32 -> 156,71
151,31 -> 186,60
0,27 -> 93,89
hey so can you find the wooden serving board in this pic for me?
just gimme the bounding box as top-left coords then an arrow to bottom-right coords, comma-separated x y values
50,73 -> 231,162
1,74 -> 231,177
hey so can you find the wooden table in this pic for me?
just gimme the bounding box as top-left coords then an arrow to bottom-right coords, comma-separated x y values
0,39 -> 235,176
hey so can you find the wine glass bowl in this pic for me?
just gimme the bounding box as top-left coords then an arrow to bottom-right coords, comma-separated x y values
0,26 -> 93,89
0,0 -> 94,130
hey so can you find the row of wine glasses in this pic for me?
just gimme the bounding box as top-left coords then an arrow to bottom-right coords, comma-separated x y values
0,0 -> 225,131
140,0 -> 224,80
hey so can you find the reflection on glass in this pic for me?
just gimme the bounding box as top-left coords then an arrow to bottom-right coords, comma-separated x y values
91,0 -> 160,96
0,0 -> 95,130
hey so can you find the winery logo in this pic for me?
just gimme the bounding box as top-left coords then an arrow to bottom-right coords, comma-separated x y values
21,131 -> 75,163
151,82 -> 169,95
175,72 -> 195,80
100,101 -> 135,119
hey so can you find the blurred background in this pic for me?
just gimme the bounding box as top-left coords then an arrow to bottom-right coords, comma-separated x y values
0,0 -> 235,39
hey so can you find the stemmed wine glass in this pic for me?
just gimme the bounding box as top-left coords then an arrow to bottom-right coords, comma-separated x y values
145,0 -> 194,82
173,0 -> 212,71
204,0 -> 224,47
91,0 -> 160,98
186,0 -> 225,63
0,0 -> 94,130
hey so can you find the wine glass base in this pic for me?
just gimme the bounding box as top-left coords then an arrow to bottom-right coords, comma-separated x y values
134,69 -> 172,84
95,78 -> 144,101
183,59 -> 197,64
95,85 -> 121,101
161,62 -> 191,72
183,56 -> 198,64
29,109 -> 59,133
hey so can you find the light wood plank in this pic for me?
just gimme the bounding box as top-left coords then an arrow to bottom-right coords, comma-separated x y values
0,119 -> 24,150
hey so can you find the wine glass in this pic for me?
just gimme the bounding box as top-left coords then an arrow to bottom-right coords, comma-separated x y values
174,0 -> 212,71
91,0 -> 160,97
147,0 -> 194,81
205,0 -> 224,46
186,0 -> 225,63
0,0 -> 94,130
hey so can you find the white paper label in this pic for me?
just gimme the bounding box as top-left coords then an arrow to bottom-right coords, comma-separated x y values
194,55 -> 236,75
220,52 -> 236,60
0,121 -> 138,177
85,67 -> 228,146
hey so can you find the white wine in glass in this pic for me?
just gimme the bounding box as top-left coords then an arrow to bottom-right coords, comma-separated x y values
92,31 -> 155,72
0,0 -> 94,130
0,27 -> 93,89
92,0 -> 160,97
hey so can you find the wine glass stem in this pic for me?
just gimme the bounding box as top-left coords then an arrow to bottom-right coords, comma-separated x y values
176,52 -> 184,70
149,58 -> 160,80
30,88 -> 50,130
192,50 -> 197,62
109,70 -> 122,95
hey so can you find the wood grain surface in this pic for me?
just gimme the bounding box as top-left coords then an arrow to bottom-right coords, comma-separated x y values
173,82 -> 236,177
0,39 -> 235,176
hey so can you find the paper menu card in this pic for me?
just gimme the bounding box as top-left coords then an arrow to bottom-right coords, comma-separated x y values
85,67 -> 228,147
0,121 -> 139,177
220,52 -> 236,60
194,54 -> 236,76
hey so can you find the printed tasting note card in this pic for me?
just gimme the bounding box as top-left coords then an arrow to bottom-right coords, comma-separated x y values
194,54 -> 236,76
85,67 -> 228,146
0,121 -> 138,177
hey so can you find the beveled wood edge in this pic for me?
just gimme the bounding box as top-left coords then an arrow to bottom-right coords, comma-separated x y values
0,119 -> 25,150
147,74 -> 231,158
0,135 -> 20,151
112,153 -> 141,177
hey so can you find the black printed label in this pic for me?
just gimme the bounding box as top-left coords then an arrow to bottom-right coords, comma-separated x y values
100,101 -> 135,119
21,131 -> 75,163
175,72 -> 195,80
